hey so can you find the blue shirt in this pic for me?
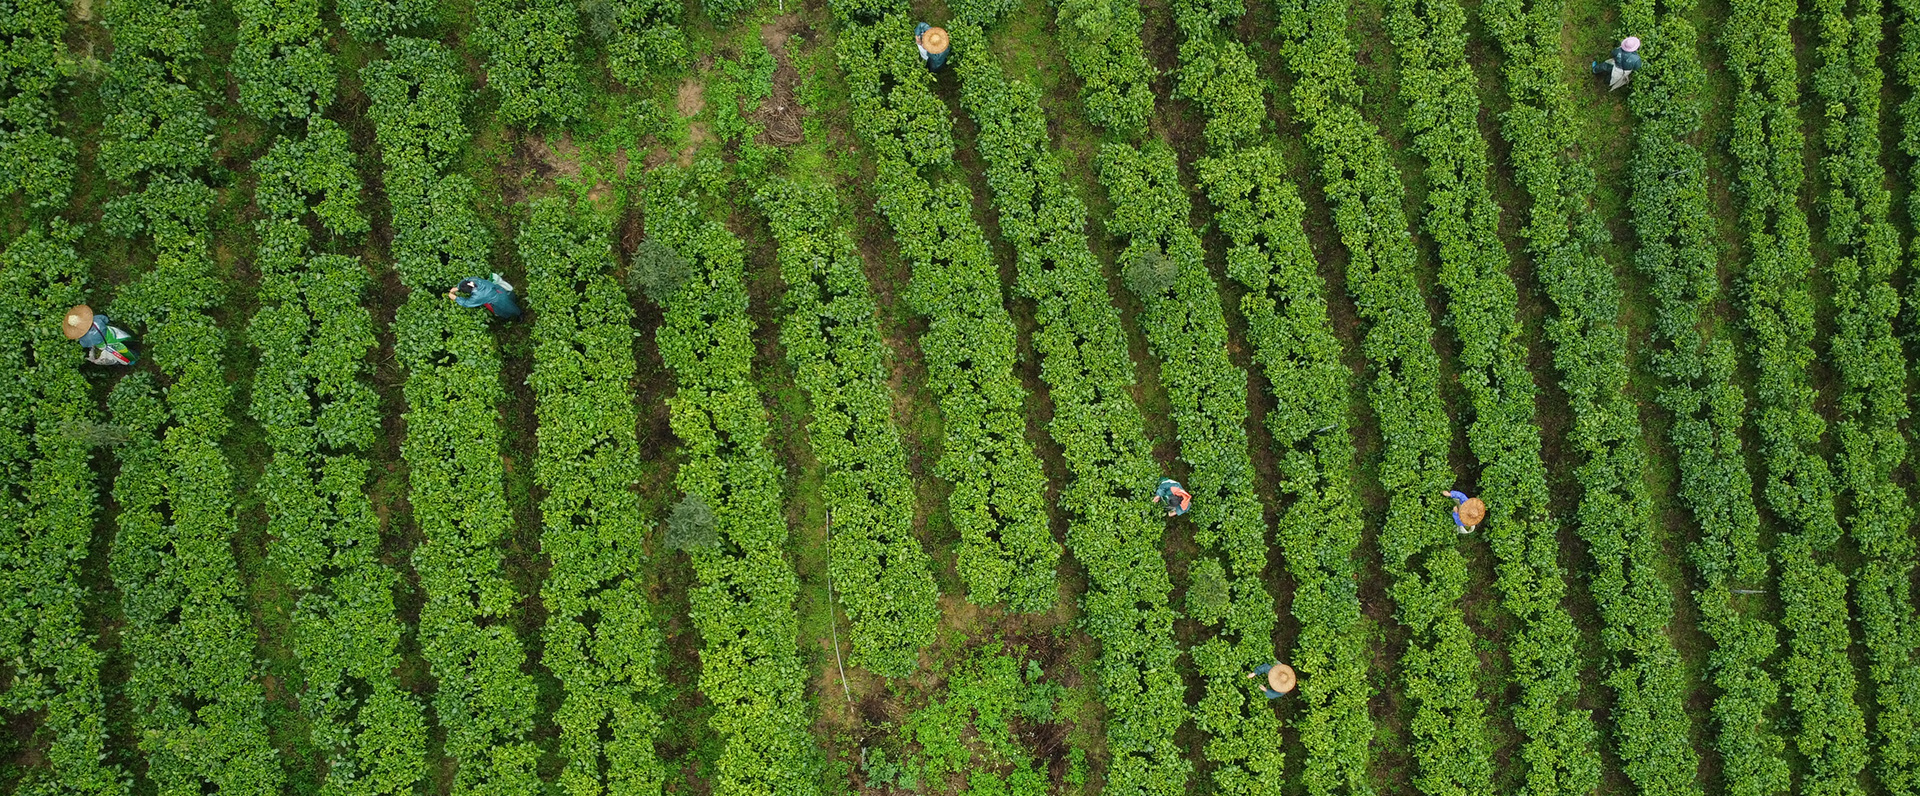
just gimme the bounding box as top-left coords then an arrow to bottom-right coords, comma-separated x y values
454,278 -> 522,319
75,315 -> 110,348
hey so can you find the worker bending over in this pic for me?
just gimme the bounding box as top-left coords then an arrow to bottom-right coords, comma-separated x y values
1591,36 -> 1642,90
1153,478 -> 1192,517
915,24 -> 950,71
447,275 -> 522,320
1444,490 -> 1484,535
62,305 -> 138,365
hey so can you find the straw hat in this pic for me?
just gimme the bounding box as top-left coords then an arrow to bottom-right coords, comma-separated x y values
1457,497 -> 1486,527
62,305 -> 94,341
1267,664 -> 1296,694
922,26 -> 949,54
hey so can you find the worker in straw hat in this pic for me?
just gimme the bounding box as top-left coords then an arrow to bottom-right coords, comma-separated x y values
1590,36 -> 1642,91
61,305 -> 138,366
1444,489 -> 1485,535
915,23 -> 950,71
1246,662 -> 1296,700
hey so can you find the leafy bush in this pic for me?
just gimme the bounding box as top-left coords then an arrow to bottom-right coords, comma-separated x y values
521,195 -> 668,794
0,0 -> 76,209
628,239 -> 690,304
472,0 -> 586,125
664,493 -> 719,551
1120,246 -> 1176,298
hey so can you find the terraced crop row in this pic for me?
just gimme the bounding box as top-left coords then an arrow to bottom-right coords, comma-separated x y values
0,0 -> 74,209
839,14 -> 1188,790
1824,0 -> 1920,789
823,5 -> 1058,617
245,114 -> 428,796
1050,0 -> 1286,787
753,178 -> 939,679
1722,0 -> 1868,787
645,163 -> 823,796
1377,1 -> 1600,793
97,0 -> 286,790
1156,5 -> 1379,792
520,196 -> 669,795
363,37 -> 543,796
1266,0 -> 1492,790
0,228 -> 124,796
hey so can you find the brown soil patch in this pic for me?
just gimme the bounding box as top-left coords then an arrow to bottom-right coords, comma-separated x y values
749,13 -> 810,147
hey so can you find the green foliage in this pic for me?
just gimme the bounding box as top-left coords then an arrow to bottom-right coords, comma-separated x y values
1368,0 -> 1605,791
0,228 -> 127,796
1119,247 -> 1176,298
1719,0 -> 1869,786
254,120 -> 369,238
233,0 -> 335,119
928,22 -> 1188,794
1052,0 -> 1153,137
95,0 -> 285,790
755,179 -> 938,678
582,0 -> 686,85
832,15 -> 1059,614
0,0 -> 76,209
364,33 -> 540,796
947,0 -> 1015,27
1841,0 -> 1920,790
520,195 -> 668,795
1265,0 -> 1511,789
664,493 -> 719,551
893,650 -> 1055,795
338,0 -> 435,41
647,165 -> 824,795
627,238 -> 689,304
1483,0 -> 1721,789
473,0 -> 588,125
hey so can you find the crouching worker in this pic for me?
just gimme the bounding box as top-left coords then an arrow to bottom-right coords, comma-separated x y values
447,274 -> 522,320
1153,478 -> 1192,517
915,24 -> 950,71
62,305 -> 138,366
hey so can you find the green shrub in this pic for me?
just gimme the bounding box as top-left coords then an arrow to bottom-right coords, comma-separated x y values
627,238 -> 689,304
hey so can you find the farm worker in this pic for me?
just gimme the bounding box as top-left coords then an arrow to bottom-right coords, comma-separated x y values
1153,478 -> 1192,517
1246,662 -> 1296,700
447,274 -> 521,320
61,305 -> 138,366
1444,490 -> 1485,535
915,24 -> 950,71
1590,36 -> 1642,91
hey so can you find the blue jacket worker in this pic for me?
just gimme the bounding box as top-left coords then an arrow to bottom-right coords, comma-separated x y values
61,305 -> 138,366
916,24 -> 950,71
448,275 -> 522,320
1153,478 -> 1192,517
1247,662 -> 1296,700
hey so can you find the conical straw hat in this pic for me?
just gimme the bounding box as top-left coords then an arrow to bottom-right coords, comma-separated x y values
922,26 -> 949,53
1267,663 -> 1296,694
1457,498 -> 1486,526
62,305 -> 94,340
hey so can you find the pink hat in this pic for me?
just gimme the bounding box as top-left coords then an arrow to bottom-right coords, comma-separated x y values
1621,36 -> 1641,52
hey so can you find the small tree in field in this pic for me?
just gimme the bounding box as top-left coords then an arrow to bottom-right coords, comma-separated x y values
664,493 -> 718,552
1122,247 -> 1178,298
627,239 -> 689,305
